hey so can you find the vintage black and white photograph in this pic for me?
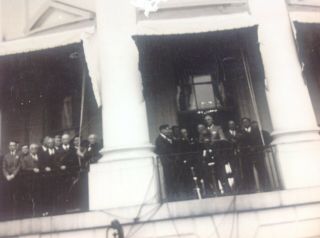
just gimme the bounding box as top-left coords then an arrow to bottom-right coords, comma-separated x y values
0,0 -> 320,237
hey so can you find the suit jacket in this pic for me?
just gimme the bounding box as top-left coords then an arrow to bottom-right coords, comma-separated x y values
84,143 -> 102,164
2,152 -> 20,178
225,129 -> 242,144
56,144 -> 79,171
240,127 -> 272,147
207,124 -> 226,141
20,154 -> 39,171
176,137 -> 196,153
155,135 -> 174,156
38,147 -> 57,171
155,135 -> 177,168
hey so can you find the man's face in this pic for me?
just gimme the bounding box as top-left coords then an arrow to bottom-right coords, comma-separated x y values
242,119 -> 251,128
161,127 -> 171,137
61,135 -> 70,145
9,142 -> 17,152
47,138 -> 54,148
30,145 -> 38,154
197,124 -> 205,134
88,135 -> 97,144
251,122 -> 259,129
43,136 -> 49,147
204,116 -> 213,126
228,121 -> 236,130
74,137 -> 80,147
54,137 -> 62,147
21,146 -> 29,155
180,129 -> 188,138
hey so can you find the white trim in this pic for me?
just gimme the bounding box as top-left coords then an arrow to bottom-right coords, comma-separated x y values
288,0 -> 320,7
1,186 -> 320,237
290,11 -> 320,23
0,26 -> 95,56
158,0 -> 247,9
136,13 -> 256,35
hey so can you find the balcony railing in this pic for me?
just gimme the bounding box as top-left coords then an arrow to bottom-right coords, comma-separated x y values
0,143 -> 281,222
0,165 -> 89,221
156,144 -> 281,202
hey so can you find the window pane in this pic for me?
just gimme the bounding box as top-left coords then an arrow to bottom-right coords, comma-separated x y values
194,84 -> 215,109
193,75 -> 211,84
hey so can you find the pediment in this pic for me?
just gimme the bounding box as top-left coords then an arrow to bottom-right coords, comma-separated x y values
26,0 -> 95,35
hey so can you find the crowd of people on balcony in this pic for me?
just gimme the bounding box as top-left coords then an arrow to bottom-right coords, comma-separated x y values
0,114 -> 274,219
155,115 -> 273,201
0,133 -> 102,220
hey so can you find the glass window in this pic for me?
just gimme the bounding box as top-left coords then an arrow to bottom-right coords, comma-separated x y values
193,75 -> 211,83
178,74 -> 225,111
193,84 -> 215,109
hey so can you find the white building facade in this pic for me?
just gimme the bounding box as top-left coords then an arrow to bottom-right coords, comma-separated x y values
0,0 -> 320,237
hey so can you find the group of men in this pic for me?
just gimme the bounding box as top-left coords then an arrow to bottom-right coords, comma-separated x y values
155,115 -> 272,201
0,133 -> 102,220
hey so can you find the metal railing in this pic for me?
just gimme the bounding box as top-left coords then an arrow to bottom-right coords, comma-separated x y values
0,144 -> 282,221
156,144 -> 281,202
0,165 -> 89,221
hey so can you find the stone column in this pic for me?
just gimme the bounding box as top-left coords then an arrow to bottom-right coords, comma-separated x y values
89,0 -> 158,210
249,0 -> 320,188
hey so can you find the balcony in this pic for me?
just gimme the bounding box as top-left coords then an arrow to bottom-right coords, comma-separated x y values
157,144 -> 281,203
0,165 -> 89,221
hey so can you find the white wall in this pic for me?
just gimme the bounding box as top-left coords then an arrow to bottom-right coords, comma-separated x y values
16,202 -> 320,238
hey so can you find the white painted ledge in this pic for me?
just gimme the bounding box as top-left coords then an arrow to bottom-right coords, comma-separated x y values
157,0 -> 248,10
290,11 -> 320,23
0,25 -> 95,56
136,13 -> 256,35
1,186 -> 320,237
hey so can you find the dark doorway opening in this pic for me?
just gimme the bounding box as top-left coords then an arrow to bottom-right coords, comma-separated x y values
0,43 -> 102,220
0,43 -> 102,153
134,27 -> 272,142
134,28 -> 281,201
295,23 -> 320,126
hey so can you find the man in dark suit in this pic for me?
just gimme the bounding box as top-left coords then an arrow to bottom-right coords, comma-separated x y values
56,134 -> 78,171
195,124 -> 207,151
38,137 -> 56,216
54,135 -> 62,151
2,141 -> 21,219
239,118 -> 272,193
225,120 -> 242,144
56,133 -> 79,212
73,137 -> 89,211
20,145 -> 29,159
84,134 -> 102,164
155,124 -> 177,200
175,128 -> 196,199
38,137 -> 50,171
155,124 -> 174,155
239,117 -> 256,193
225,120 -> 242,191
